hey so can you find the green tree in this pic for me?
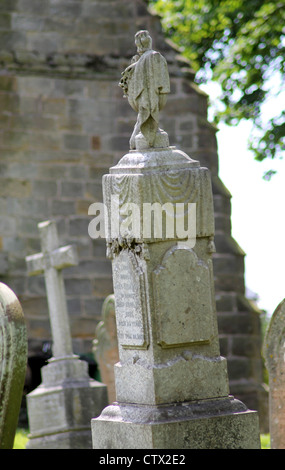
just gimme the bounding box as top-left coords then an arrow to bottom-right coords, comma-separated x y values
150,0 -> 285,178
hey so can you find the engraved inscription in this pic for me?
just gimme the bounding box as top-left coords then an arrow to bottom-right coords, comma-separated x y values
112,250 -> 149,349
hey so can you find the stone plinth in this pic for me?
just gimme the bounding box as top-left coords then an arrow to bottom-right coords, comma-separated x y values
27,356 -> 108,449
94,397 -> 259,449
91,146 -> 261,449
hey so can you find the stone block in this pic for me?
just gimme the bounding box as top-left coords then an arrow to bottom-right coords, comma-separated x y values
7,197 -> 48,216
0,215 -> 16,235
0,30 -> 26,49
37,165 -> 67,179
11,114 -> 56,132
49,1 -> 82,20
0,75 -> 17,92
215,293 -> 236,312
92,99 -> 260,447
92,398 -> 260,449
63,133 -> 90,151
42,97 -> 67,115
91,135 -> 101,150
26,31 -> 62,55
92,277 -> 113,299
0,253 -> 8,275
32,180 -> 58,198
26,358 -> 108,449
0,93 -> 19,112
26,317 -> 51,340
64,278 -> 92,296
68,217 -> 89,236
76,199 -> 93,215
67,164 -> 88,179
16,0 -> 48,15
12,14 -> 45,32
70,317 -> 99,338
213,254 -> 245,275
213,194 -> 232,216
0,178 -> 31,197
60,181 -> 84,199
227,357 -> 251,381
85,181 -> 103,200
232,336 -> 261,357
53,78 -> 86,98
83,298 -> 104,317
52,199 -> 75,216
214,215 -> 231,232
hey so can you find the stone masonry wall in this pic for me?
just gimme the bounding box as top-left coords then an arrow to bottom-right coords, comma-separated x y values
0,0 -> 267,428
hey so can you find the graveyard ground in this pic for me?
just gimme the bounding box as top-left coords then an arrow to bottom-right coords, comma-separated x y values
13,428 -> 271,449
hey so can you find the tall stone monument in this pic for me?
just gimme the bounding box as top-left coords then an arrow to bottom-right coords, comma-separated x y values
91,31 -> 261,449
25,220 -> 108,449
0,283 -> 27,449
263,298 -> 285,449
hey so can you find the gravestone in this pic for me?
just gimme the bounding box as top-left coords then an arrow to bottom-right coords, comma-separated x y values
263,298 -> 285,449
0,283 -> 27,449
91,31 -> 261,449
25,220 -> 108,449
93,295 -> 119,403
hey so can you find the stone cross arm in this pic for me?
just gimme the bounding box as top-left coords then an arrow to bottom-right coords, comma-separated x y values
25,220 -> 78,359
26,244 -> 78,276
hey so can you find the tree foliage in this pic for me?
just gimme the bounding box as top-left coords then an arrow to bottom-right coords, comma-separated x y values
150,0 -> 285,175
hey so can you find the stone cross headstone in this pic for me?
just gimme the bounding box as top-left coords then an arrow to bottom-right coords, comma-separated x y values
26,220 -> 77,359
25,220 -> 108,449
263,298 -> 285,449
0,282 -> 27,449
93,295 -> 119,403
91,30 -> 261,449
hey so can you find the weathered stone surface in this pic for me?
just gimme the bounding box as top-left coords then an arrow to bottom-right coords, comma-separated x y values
25,220 -> 108,449
0,0 -> 267,427
26,357 -> 108,449
119,30 -> 170,150
153,247 -> 214,347
263,298 -> 285,449
0,282 -> 27,449
92,31 -> 261,449
26,220 -> 78,359
94,398 -> 260,449
112,251 -> 149,349
93,295 -> 119,404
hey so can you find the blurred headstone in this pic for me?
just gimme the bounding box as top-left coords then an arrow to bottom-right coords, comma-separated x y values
263,298 -> 285,449
0,283 -> 27,449
93,295 -> 119,403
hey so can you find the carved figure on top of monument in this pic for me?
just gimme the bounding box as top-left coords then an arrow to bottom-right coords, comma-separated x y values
119,30 -> 170,150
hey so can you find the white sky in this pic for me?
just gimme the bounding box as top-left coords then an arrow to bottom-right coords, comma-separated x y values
201,82 -> 285,317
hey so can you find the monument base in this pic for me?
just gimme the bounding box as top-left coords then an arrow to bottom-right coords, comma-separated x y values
26,356 -> 108,449
91,396 -> 260,449
26,428 -> 94,450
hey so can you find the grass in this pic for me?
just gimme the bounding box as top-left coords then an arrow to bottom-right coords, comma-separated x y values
260,433 -> 271,449
13,428 -> 29,449
13,428 -> 271,449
